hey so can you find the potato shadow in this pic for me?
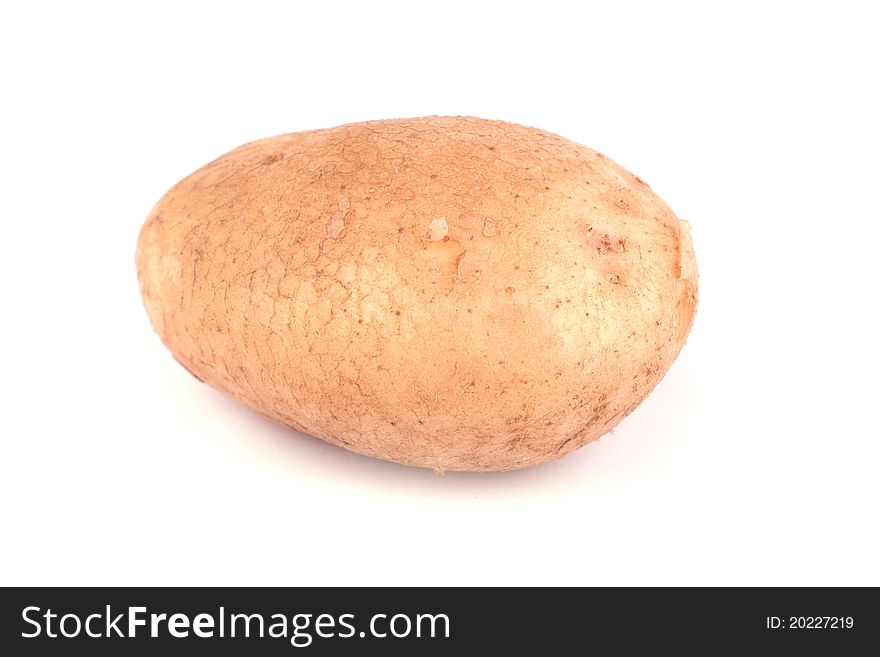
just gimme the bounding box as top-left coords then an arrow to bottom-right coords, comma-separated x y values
193,383 -> 610,498
180,351 -> 697,499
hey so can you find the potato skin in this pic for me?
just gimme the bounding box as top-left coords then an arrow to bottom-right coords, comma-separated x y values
137,117 -> 697,472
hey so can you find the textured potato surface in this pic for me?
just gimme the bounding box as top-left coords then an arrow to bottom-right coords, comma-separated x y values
137,116 -> 697,471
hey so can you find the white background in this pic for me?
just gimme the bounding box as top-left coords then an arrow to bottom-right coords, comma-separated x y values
2,1 -> 878,586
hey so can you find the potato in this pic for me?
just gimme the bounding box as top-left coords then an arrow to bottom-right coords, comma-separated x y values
136,116 -> 697,472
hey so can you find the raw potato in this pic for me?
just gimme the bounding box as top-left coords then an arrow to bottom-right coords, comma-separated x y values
137,116 -> 697,472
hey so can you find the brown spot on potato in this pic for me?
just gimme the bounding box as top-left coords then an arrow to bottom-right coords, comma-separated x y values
593,232 -> 626,255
